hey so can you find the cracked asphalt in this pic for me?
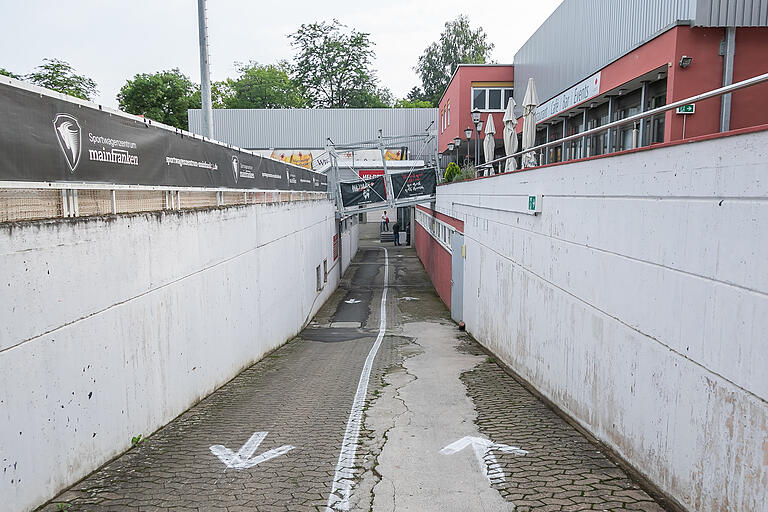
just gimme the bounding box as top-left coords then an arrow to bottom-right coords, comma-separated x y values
38,224 -> 671,511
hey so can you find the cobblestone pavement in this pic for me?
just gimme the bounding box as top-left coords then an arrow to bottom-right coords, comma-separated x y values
39,227 -> 672,512
458,341 -> 671,511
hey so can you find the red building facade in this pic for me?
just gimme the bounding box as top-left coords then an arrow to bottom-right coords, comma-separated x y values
438,26 -> 768,168
438,64 -> 514,166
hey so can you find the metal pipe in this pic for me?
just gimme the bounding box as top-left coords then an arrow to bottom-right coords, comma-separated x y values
475,71 -> 768,170
721,27 -> 736,132
607,97 -> 614,153
561,119 -> 567,162
638,81 -> 648,147
197,0 -> 214,138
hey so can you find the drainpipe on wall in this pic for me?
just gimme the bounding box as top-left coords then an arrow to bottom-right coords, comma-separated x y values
720,27 -> 736,132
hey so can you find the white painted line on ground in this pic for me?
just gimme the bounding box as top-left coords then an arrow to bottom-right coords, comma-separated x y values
440,436 -> 528,484
210,431 -> 294,469
326,248 -> 389,512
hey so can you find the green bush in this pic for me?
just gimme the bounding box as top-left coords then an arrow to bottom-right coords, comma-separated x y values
443,162 -> 460,182
452,165 -> 477,182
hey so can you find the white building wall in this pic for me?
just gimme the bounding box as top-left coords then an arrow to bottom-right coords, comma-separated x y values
341,217 -> 359,275
0,200 -> 355,512
433,130 -> 768,512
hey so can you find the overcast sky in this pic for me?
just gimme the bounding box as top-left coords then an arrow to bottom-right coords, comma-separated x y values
0,0 -> 562,108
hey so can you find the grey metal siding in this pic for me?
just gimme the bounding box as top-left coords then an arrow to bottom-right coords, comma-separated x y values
189,108 -> 438,158
694,0 -> 768,25
512,0 -> 697,111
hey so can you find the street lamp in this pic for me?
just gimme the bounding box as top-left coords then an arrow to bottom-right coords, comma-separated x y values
464,127 -> 472,166
471,108 -> 483,166
453,136 -> 461,163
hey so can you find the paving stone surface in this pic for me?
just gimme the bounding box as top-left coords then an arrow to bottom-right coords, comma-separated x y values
459,340 -> 671,511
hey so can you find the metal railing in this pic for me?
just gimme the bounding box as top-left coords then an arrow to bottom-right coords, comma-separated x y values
475,71 -> 768,174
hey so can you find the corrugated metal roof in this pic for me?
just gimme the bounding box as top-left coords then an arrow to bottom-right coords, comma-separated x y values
512,0 -> 695,112
188,108 -> 438,159
512,0 -> 768,112
694,0 -> 768,26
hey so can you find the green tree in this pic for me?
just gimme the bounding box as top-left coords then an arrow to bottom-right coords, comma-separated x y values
0,68 -> 20,79
26,58 -> 98,100
443,161 -> 460,182
117,69 -> 199,129
347,86 -> 393,108
394,98 -> 433,108
190,80 -> 233,110
289,20 -> 384,108
406,86 -> 432,105
224,61 -> 306,108
415,15 -> 494,105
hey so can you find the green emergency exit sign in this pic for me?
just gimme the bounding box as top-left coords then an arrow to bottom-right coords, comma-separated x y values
676,104 -> 695,114
528,196 -> 536,211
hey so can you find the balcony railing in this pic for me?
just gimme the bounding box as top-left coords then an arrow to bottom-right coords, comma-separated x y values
476,71 -> 768,175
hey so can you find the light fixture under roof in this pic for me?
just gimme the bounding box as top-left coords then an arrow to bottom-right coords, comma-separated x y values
618,88 -> 627,95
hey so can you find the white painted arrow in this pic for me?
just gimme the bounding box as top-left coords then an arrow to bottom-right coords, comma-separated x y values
344,299 -> 362,304
440,436 -> 528,483
210,432 -> 294,469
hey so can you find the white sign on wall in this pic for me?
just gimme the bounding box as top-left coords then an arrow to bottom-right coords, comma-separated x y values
535,72 -> 602,123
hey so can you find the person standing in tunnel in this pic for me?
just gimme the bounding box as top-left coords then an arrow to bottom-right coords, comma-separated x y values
392,220 -> 400,246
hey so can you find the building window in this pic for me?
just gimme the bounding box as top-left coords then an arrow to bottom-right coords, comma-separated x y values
447,103 -> 450,126
472,87 -> 513,111
643,78 -> 667,146
615,89 -> 642,151
488,89 -> 502,110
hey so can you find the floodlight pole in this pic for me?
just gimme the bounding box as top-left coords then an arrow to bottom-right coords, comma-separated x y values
378,138 -> 395,209
326,144 -> 342,217
197,0 -> 214,138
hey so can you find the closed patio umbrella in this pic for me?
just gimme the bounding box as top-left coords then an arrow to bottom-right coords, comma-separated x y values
502,97 -> 518,172
522,78 -> 539,168
483,114 -> 496,175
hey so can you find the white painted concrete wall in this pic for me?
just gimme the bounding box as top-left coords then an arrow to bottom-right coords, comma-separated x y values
0,200 -> 356,512
434,130 -> 768,512
341,216 -> 360,275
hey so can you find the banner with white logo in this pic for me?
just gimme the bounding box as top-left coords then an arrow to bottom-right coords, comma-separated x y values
390,168 -> 436,200
339,176 -> 387,208
0,82 -> 327,192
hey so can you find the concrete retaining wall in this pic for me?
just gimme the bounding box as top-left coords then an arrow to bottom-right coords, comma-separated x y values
429,130 -> 768,512
340,216 -> 359,276
0,200 -> 353,512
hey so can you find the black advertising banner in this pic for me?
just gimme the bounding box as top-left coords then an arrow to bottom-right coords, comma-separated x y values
0,82 -> 327,192
390,168 -> 436,200
340,176 -> 387,208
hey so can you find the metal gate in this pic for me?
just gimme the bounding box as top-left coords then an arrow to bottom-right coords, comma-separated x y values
450,232 -> 464,323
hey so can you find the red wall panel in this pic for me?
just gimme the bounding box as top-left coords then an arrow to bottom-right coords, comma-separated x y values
731,28 -> 768,131
415,223 -> 453,309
